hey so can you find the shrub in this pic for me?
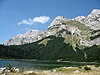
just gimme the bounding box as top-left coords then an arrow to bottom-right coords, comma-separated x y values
84,66 -> 91,70
78,66 -> 82,69
7,64 -> 13,70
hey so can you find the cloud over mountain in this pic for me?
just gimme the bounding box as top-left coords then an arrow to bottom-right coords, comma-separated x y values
18,16 -> 50,26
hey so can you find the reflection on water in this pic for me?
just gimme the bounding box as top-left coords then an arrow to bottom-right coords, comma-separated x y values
0,60 -> 96,70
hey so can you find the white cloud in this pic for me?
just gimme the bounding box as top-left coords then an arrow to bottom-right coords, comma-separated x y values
18,19 -> 33,26
18,16 -> 50,26
33,16 -> 50,24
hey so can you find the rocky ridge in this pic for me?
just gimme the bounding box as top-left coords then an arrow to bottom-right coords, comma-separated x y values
74,9 -> 100,30
4,9 -> 100,48
4,30 -> 43,45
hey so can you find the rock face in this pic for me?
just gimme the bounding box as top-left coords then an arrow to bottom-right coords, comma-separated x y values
4,30 -> 43,45
4,9 -> 100,48
46,10 -> 100,48
74,9 -> 100,30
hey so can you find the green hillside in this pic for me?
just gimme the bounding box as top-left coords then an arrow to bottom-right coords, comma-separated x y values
0,36 -> 100,62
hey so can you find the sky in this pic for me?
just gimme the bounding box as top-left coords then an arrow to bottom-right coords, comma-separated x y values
0,0 -> 100,44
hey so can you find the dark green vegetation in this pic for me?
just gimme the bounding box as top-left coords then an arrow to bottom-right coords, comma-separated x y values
0,36 -> 100,62
84,66 -> 91,70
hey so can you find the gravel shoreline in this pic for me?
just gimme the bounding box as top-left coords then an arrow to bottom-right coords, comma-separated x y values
0,65 -> 100,75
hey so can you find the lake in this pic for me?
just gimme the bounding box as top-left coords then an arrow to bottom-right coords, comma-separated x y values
0,60 -> 96,70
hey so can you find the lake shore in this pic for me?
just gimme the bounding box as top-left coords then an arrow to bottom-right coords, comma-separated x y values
0,58 -> 97,63
0,65 -> 100,75
0,59 -> 100,75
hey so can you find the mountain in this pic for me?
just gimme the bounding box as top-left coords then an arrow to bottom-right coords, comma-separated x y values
4,9 -> 100,48
1,9 -> 100,62
4,30 -> 43,45
0,35 -> 100,62
74,9 -> 100,30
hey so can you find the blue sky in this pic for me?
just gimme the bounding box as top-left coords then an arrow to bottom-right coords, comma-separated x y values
0,0 -> 100,44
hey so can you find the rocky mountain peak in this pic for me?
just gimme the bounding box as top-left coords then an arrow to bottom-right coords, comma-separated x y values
25,29 -> 42,35
4,29 -> 43,45
4,9 -> 100,46
55,16 -> 66,20
91,9 -> 100,14
48,16 -> 69,29
74,9 -> 100,30
88,9 -> 100,19
85,9 -> 100,30
73,16 -> 86,22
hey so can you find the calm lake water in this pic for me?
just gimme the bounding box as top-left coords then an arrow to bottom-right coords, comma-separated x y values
0,60 -> 96,70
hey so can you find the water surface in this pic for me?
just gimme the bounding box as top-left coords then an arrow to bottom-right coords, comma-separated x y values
0,60 -> 96,70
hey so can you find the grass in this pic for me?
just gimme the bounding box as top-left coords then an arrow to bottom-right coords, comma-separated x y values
50,65 -> 100,75
0,65 -> 100,75
65,20 -> 90,31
